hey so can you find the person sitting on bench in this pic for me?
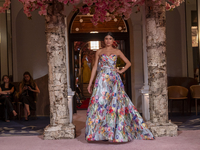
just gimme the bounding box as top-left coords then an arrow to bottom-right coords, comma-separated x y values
19,72 -> 40,121
0,75 -> 17,122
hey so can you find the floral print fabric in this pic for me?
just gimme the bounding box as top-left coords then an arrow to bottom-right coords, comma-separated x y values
85,54 -> 154,142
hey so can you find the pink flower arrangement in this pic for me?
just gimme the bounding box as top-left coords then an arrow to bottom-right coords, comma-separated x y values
0,0 -> 184,24
0,0 -> 10,13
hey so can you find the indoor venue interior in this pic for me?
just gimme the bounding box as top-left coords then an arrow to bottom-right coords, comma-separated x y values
0,0 -> 200,149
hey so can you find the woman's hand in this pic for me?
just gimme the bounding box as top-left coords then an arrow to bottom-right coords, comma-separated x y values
114,68 -> 123,74
87,84 -> 92,94
23,86 -> 28,91
28,86 -> 33,91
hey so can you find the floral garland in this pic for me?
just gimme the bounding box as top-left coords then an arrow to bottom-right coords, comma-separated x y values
0,0 -> 184,25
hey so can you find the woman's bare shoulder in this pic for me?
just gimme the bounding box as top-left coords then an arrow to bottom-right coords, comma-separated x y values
96,48 -> 105,56
115,49 -> 122,55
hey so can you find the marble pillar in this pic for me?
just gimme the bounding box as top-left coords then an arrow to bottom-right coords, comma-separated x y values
43,3 -> 75,140
145,0 -> 178,137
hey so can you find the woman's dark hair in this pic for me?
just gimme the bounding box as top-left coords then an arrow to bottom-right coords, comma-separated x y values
21,71 -> 35,88
104,32 -> 114,39
2,75 -> 9,82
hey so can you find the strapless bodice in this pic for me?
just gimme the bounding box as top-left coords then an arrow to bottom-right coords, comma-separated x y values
99,54 -> 117,70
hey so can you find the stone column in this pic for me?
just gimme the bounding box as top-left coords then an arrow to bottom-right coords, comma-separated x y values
43,3 -> 75,140
145,0 -> 177,137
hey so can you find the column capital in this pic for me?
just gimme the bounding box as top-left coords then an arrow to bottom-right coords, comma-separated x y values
67,87 -> 75,96
140,85 -> 149,94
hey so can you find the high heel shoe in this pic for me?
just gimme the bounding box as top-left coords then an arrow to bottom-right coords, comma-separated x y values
27,111 -> 31,118
28,114 -> 31,119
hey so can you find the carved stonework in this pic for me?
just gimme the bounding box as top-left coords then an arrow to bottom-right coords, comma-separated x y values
43,3 -> 75,140
145,0 -> 177,137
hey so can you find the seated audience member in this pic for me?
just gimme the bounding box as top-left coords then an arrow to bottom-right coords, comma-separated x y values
19,72 -> 40,121
0,75 -> 17,122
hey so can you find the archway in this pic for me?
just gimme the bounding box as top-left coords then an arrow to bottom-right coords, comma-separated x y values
68,12 -> 132,113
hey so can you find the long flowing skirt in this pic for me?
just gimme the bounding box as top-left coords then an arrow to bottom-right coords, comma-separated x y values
85,69 -> 154,142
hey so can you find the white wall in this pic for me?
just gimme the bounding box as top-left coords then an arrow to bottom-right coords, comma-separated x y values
0,1 -> 8,81
166,3 -> 187,77
186,1 -> 197,78
12,1 -> 48,81
130,8 -> 143,111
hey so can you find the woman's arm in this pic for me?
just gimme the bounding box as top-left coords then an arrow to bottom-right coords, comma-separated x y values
116,50 -> 131,74
0,87 -> 7,95
28,84 -> 40,93
19,83 -> 25,95
87,50 -> 101,94
3,86 -> 14,94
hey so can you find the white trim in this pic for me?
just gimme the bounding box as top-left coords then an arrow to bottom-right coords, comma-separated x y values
65,17 -> 75,123
142,5 -> 149,91
140,5 -> 150,121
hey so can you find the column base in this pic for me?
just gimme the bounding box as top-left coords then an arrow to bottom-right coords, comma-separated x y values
43,123 -> 75,140
146,121 -> 178,137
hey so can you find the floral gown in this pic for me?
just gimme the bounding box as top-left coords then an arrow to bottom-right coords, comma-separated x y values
85,54 -> 154,142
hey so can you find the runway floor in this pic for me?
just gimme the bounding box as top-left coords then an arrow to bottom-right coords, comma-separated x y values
0,110 -> 200,150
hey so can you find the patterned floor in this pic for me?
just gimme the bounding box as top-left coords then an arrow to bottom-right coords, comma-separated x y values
0,111 -> 200,137
0,117 -> 49,136
170,113 -> 200,130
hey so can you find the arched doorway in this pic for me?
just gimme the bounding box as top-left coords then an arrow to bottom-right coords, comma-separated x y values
68,12 -> 131,113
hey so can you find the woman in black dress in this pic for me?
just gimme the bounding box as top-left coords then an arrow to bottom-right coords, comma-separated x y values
19,72 -> 40,121
0,75 -> 17,122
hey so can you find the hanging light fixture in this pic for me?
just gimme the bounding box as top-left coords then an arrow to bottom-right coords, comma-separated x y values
75,28 -> 79,31
79,18 -> 83,23
90,31 -> 98,33
118,26 -> 122,30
